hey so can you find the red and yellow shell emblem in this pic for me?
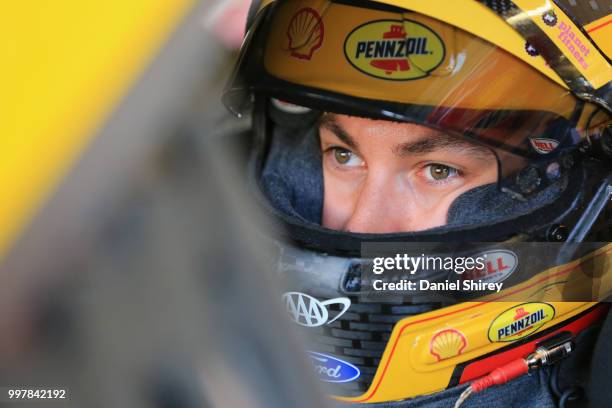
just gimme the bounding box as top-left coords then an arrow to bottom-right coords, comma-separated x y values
286,8 -> 324,60
429,329 -> 467,361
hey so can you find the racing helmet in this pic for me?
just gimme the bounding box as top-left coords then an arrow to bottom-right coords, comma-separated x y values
223,0 -> 612,403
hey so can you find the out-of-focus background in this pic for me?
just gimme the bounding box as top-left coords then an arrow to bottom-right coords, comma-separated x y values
0,1 -> 327,407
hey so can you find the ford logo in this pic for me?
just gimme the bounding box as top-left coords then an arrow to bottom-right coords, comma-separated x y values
307,351 -> 360,383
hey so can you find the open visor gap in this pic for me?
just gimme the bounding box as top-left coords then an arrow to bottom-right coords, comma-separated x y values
224,0 -> 590,197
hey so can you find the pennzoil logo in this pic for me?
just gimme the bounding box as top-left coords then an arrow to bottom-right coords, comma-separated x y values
429,329 -> 467,361
286,8 -> 324,60
344,20 -> 445,80
488,303 -> 555,343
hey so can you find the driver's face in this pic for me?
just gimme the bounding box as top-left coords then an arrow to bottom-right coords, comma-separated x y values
319,114 -> 498,233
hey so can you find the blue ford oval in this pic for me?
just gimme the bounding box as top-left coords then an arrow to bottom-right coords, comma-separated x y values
307,351 -> 361,383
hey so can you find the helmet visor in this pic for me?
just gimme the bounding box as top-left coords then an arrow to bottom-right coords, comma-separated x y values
224,0 -> 608,195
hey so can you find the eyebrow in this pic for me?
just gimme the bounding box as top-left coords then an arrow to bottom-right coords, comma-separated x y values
320,115 -> 493,160
394,136 -> 494,160
319,114 -> 359,150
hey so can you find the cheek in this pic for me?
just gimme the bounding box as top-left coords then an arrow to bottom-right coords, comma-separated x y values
321,167 -> 359,230
422,180 -> 492,225
473,163 -> 499,185
402,205 -> 449,230
381,192 -> 451,231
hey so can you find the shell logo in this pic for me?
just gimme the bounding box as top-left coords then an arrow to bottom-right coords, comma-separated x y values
344,20 -> 445,80
429,329 -> 467,361
488,303 -> 555,343
286,8 -> 324,60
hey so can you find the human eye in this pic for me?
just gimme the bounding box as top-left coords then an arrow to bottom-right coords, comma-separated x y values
421,163 -> 462,183
326,147 -> 365,168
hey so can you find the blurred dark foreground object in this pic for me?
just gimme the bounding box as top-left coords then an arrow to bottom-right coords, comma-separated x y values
0,0 -> 328,406
0,124 -> 329,408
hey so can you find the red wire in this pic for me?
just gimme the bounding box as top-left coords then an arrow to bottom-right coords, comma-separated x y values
470,359 -> 529,393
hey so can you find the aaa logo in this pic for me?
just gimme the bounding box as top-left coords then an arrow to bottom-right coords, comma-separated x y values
282,292 -> 350,327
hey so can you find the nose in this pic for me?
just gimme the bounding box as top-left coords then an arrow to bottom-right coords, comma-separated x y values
344,173 -> 415,233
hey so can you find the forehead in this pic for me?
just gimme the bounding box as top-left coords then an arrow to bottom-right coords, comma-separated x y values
331,113 -> 441,138
321,114 -> 495,158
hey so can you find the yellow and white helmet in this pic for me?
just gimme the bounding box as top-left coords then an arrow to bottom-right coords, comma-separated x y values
223,0 -> 611,404
223,0 -> 611,241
